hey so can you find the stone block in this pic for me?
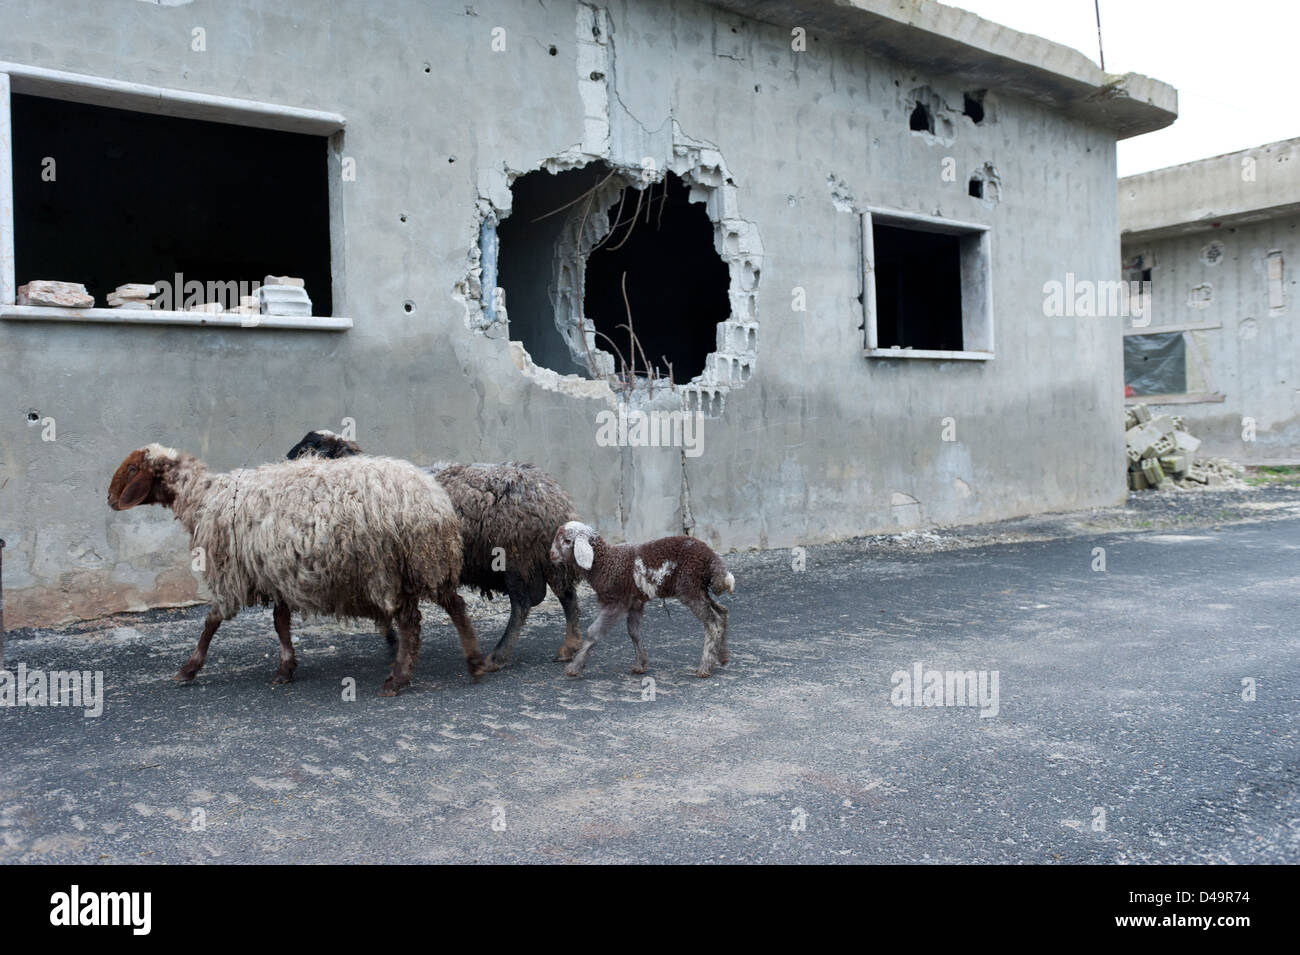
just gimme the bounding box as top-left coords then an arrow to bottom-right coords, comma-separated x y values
17,280 -> 93,308
113,283 -> 158,299
1141,457 -> 1165,485
1160,453 -> 1189,476
262,275 -> 305,288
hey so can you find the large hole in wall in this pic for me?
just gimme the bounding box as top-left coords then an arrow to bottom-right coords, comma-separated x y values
494,159 -> 741,391
496,164 -> 612,377
583,173 -> 730,382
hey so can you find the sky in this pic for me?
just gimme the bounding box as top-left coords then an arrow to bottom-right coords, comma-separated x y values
948,0 -> 1297,176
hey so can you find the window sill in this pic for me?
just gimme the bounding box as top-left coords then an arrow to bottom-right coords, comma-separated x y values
1125,392 -> 1225,405
1,305 -> 351,331
865,347 -> 993,361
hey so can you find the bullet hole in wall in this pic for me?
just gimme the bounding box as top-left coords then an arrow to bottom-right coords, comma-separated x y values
969,178 -> 983,198
404,301 -> 414,313
549,45 -> 558,55
909,102 -> 933,133
963,90 -> 986,124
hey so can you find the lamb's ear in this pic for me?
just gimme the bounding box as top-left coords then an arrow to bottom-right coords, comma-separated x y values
116,470 -> 155,509
574,535 -> 594,570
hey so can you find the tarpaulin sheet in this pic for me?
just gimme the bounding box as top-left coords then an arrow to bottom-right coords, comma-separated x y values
1124,332 -> 1186,396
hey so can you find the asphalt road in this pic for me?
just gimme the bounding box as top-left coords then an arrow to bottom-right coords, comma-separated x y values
2,512 -> 1298,863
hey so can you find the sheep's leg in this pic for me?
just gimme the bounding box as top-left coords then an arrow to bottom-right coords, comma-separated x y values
272,601 -> 298,684
706,593 -> 731,666
565,605 -> 625,677
438,591 -> 486,681
175,608 -> 223,682
554,582 -> 583,662
626,604 -> 649,674
380,602 -> 422,697
483,574 -> 532,671
376,617 -> 398,661
686,598 -> 725,678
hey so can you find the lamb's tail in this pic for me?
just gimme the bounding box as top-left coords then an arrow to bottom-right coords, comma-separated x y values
708,558 -> 735,595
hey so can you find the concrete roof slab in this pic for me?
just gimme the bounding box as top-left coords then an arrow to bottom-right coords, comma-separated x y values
706,0 -> 1177,139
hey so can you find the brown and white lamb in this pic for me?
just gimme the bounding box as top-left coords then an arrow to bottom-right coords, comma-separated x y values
548,521 -> 735,678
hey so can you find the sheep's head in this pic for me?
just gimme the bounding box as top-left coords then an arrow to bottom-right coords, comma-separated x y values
107,444 -> 180,510
286,429 -> 362,461
550,520 -> 597,571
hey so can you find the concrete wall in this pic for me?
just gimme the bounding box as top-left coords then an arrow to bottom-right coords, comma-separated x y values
1122,213 -> 1300,461
1120,138 -> 1300,238
0,0 -> 1129,627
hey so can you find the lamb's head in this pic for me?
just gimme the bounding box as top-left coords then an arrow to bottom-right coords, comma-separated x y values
550,520 -> 597,571
107,444 -> 181,510
286,429 -> 362,461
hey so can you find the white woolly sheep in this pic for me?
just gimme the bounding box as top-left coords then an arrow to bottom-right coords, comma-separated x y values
107,444 -> 484,695
285,430 -> 583,670
549,521 -> 735,678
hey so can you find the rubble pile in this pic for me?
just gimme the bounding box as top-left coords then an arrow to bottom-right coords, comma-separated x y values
258,275 -> 312,317
108,283 -> 158,309
1125,404 -> 1245,490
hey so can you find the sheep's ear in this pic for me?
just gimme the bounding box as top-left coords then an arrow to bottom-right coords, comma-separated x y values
116,470 -> 155,509
574,536 -> 594,570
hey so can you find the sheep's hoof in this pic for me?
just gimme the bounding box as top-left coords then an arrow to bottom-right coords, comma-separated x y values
630,664 -> 647,675
466,655 -> 487,681
173,669 -> 197,683
481,654 -> 506,673
695,668 -> 714,679
272,671 -> 295,685
378,676 -> 408,697
564,664 -> 585,678
554,646 -> 579,662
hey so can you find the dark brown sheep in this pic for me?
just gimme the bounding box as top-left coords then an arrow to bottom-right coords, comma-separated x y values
286,432 -> 583,669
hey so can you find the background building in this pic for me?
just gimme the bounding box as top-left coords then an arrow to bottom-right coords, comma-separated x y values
1120,137 -> 1299,461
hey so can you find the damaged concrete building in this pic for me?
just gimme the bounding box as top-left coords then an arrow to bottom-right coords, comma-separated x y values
1120,137 -> 1300,462
0,0 -> 1175,627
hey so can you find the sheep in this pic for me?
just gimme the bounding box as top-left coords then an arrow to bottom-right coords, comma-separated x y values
285,431 -> 583,670
106,443 -> 484,696
548,521 -> 735,678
